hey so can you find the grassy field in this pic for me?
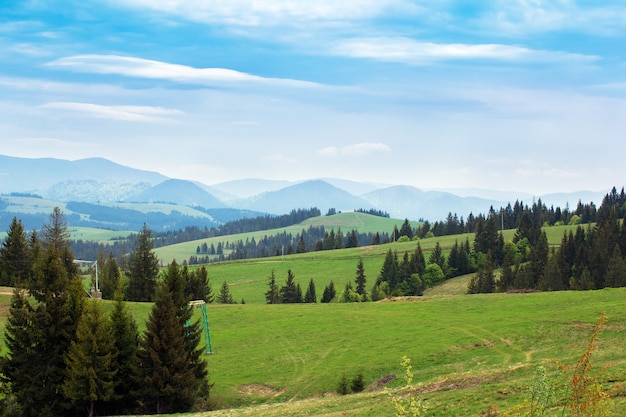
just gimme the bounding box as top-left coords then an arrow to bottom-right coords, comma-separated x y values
169,222 -> 579,305
152,212 -> 422,264
3,216 -> 614,416
0,282 -> 624,416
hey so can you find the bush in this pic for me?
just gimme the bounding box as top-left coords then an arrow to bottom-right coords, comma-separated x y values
351,372 -> 365,393
337,374 -> 350,395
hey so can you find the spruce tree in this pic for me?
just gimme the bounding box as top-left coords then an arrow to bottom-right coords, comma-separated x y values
137,260 -> 209,414
1,288 -> 39,415
321,281 -> 336,303
354,258 -> 367,297
398,218 -> 414,239
0,217 -> 31,286
280,269 -> 300,303
99,252 -> 121,300
605,244 -> 626,288
304,278 -> 317,303
218,280 -> 235,304
126,223 -> 160,302
265,269 -> 281,304
63,300 -> 116,417
108,289 -> 140,415
1,208 -> 86,417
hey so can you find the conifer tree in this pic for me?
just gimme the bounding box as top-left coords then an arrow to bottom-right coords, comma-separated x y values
321,281 -> 336,303
280,269 -> 301,303
411,243 -> 426,276
1,208 -> 85,417
467,251 -> 496,294
137,260 -> 209,414
398,218 -> 414,239
108,288 -> 140,415
604,244 -> 626,288
63,299 -> 116,417
354,258 -> 367,297
126,223 -> 160,302
99,251 -> 121,300
304,278 -> 317,303
428,242 -> 446,271
1,288 -> 38,415
184,263 -> 212,302
265,269 -> 281,304
218,280 -> 235,304
0,217 -> 31,286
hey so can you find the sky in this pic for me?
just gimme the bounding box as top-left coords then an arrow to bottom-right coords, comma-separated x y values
1,0 -> 625,195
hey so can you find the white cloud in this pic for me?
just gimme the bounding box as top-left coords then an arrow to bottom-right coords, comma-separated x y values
45,55 -> 321,88
40,101 -> 183,122
106,0 -> 416,27
478,1 -> 626,37
330,37 -> 599,65
318,142 -> 391,157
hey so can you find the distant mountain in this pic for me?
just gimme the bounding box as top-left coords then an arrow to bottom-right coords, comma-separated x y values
125,179 -> 227,209
210,179 -> 293,199
0,154 -> 616,227
361,185 -> 507,221
0,155 -> 167,195
45,180 -> 153,203
234,179 -> 374,215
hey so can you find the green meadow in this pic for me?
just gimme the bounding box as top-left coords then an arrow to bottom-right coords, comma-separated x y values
1,214 -> 617,416
1,287 -> 624,416
162,219 -> 579,305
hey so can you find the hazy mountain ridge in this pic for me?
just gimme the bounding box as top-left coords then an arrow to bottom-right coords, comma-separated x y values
0,155 -> 610,231
232,180 -> 373,215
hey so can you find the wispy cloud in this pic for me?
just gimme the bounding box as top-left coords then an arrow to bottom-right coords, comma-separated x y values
40,101 -> 183,122
45,55 -> 321,88
318,142 -> 391,157
330,37 -> 599,65
106,0 -> 415,27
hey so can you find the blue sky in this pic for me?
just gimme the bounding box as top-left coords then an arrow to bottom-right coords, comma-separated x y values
1,1 -> 625,195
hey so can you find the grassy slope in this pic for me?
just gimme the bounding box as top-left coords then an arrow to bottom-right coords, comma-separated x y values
164,220 -> 577,305
2,217 -> 611,416
3,289 -> 624,416
152,213 -> 421,265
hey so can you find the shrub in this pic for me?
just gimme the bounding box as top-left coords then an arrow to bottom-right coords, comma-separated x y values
351,372 -> 365,393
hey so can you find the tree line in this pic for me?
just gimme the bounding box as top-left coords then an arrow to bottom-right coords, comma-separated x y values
0,209 -> 210,416
469,187 -> 626,294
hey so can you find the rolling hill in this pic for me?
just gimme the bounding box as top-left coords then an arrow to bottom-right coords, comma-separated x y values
0,155 -> 613,227
233,179 -> 374,215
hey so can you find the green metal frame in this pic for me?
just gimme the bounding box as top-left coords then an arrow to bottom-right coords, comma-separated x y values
187,300 -> 213,354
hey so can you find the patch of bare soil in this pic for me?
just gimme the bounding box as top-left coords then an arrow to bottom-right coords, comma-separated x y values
239,383 -> 286,398
377,296 -> 425,303
415,375 -> 485,395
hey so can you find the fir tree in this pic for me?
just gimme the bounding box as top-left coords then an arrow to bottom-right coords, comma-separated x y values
1,208 -> 85,417
126,223 -> 160,302
0,217 -> 31,286
137,261 -> 209,414
321,281 -> 336,303
63,300 -> 116,417
108,289 -> 140,415
398,218 -> 414,239
428,242 -> 446,270
604,245 -> 626,288
218,280 -> 235,304
99,252 -> 121,300
280,269 -> 301,303
467,251 -> 496,294
354,258 -> 367,297
264,269 -> 281,304
304,278 -> 317,303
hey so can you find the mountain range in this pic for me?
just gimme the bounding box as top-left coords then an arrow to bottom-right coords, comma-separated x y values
0,154 -> 609,231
